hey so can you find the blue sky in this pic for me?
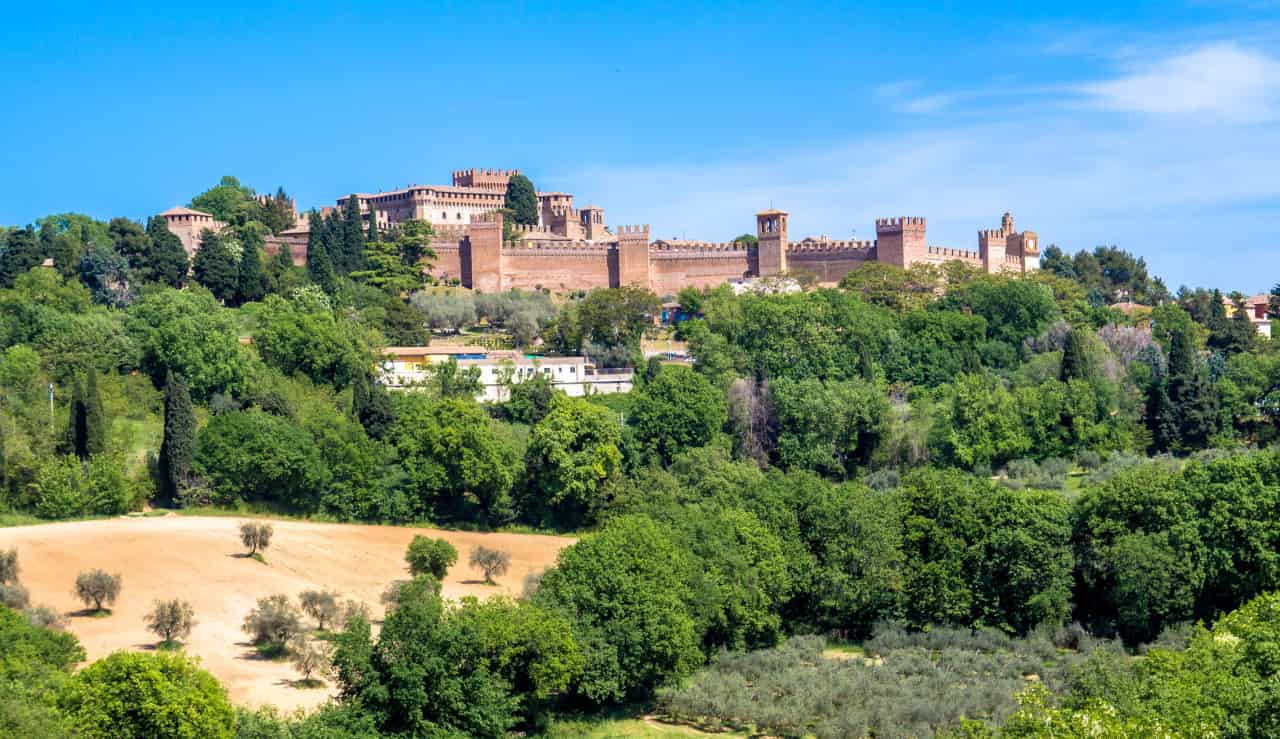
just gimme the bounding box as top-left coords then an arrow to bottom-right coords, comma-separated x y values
1,1 -> 1277,291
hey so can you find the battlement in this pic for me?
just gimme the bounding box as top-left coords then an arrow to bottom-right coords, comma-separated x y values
470,211 -> 503,226
616,224 -> 650,240
504,240 -> 612,255
788,239 -> 876,254
927,245 -> 981,260
978,228 -> 1008,239
875,216 -> 927,231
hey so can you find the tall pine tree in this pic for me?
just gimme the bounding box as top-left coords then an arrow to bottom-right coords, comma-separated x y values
1060,326 -> 1096,382
144,216 -> 189,288
351,370 -> 395,440
85,368 -> 107,456
306,212 -> 338,294
64,380 -> 89,460
339,195 -> 367,274
1166,327 -> 1218,451
504,174 -> 539,225
236,230 -> 267,305
192,230 -> 239,302
367,206 -> 379,242
158,371 -> 196,506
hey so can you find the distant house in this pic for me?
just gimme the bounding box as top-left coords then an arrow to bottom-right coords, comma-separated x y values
1224,294 -> 1274,339
380,346 -> 633,401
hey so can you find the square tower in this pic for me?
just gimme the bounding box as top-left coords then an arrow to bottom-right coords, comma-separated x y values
464,212 -> 504,292
875,217 -> 927,268
756,209 -> 788,276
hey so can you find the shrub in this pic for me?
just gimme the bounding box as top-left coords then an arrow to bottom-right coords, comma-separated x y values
58,651 -> 235,739
242,594 -> 303,655
865,468 -> 901,491
145,599 -> 196,645
239,521 -> 274,557
73,569 -> 122,612
337,599 -> 370,629
404,535 -> 457,580
470,546 -> 511,585
24,606 -> 67,630
522,570 -> 545,600
1075,449 -> 1103,470
288,636 -> 331,686
0,548 -> 17,584
0,582 -> 30,610
381,575 -> 440,609
299,590 -> 340,631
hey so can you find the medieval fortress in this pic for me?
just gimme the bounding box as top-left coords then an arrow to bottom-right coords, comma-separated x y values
161,168 -> 1039,295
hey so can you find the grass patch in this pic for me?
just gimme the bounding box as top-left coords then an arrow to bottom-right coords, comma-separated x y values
291,678 -> 326,690
249,553 -> 268,565
254,642 -> 290,661
545,717 -> 737,738
0,512 -> 45,527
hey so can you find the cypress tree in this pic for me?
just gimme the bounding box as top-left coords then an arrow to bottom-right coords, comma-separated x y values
504,174 -> 539,225
306,211 -> 337,294
368,206 -> 379,242
340,195 -> 366,274
352,370 -> 395,440
858,342 -> 876,381
158,371 -> 196,506
236,231 -> 267,305
85,368 -> 107,456
192,231 -> 239,302
65,380 -> 89,460
1145,380 -> 1178,453
144,216 -> 189,288
1060,326 -> 1095,382
1166,328 -> 1218,451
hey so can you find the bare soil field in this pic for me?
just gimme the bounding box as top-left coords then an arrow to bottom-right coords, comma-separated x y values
0,515 -> 574,712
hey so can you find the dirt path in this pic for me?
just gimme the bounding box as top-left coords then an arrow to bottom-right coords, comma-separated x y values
0,515 -> 574,712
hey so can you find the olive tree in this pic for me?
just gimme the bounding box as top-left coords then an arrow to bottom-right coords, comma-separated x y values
239,521 -> 274,557
288,635 -> 331,686
145,599 -> 196,646
298,590 -> 340,631
242,594 -> 303,657
74,569 -> 122,613
469,546 -> 511,585
0,548 -> 18,584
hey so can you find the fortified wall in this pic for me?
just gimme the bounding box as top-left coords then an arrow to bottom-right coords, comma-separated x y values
433,209 -> 1038,295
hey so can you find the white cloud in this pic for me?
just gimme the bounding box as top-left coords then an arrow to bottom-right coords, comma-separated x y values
1079,42 -> 1280,120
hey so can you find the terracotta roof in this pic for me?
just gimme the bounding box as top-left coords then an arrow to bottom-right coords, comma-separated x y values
756,208 -> 788,216
159,206 -> 214,217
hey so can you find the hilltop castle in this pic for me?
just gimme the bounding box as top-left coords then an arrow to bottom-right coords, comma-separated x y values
159,168 -> 1040,295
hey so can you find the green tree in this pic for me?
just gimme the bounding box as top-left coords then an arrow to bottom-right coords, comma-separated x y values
189,175 -> 263,226
84,367 -> 106,456
391,396 -> 520,524
350,369 -> 395,440
254,294 -> 371,390
535,515 -> 701,704
1060,325 -> 1099,382
1166,326 -> 1218,451
234,230 -> 267,305
191,230 -> 239,303
504,174 -> 539,226
770,376 -> 887,478
522,394 -> 623,529
337,195 -> 367,274
142,216 -> 189,287
405,535 -> 458,580
63,378 -> 89,460
127,287 -> 252,401
194,409 -> 330,511
305,211 -> 337,293
630,364 -> 727,464
59,650 -> 235,739
159,371 -> 195,505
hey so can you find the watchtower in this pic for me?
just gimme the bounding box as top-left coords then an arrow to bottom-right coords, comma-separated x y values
614,225 -> 651,288
464,212 -> 504,292
875,217 -> 927,268
756,209 -> 788,276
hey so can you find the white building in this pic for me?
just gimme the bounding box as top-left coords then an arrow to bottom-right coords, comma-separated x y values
380,346 -> 634,402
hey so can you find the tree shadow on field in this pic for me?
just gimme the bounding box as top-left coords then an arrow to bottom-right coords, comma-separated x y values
67,608 -> 112,619
276,677 -> 326,690
459,579 -> 495,586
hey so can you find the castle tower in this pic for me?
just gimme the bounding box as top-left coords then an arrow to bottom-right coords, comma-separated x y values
875,217 -> 927,268
580,205 -> 606,241
756,209 -> 788,276
614,225 -> 651,288
464,212 -> 504,292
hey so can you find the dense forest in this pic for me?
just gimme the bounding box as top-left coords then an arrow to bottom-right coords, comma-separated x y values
1,177 -> 1279,737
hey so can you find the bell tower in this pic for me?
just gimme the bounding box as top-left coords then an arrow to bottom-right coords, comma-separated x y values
756,209 -> 788,277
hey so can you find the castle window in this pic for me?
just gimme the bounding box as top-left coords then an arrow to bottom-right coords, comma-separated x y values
457,212 -> 462,220
441,211 -> 447,219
